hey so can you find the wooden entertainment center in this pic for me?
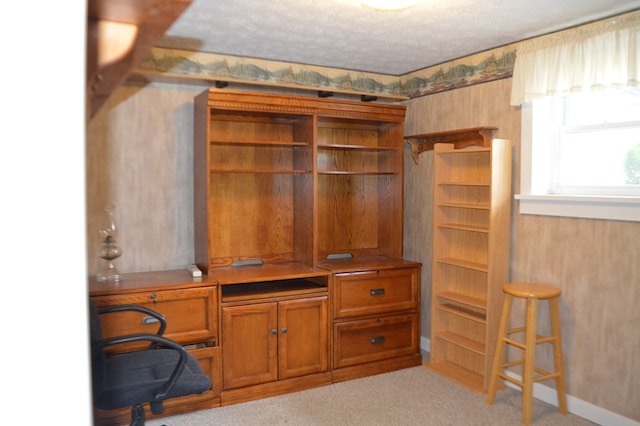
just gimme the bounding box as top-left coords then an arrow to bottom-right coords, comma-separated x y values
90,90 -> 422,424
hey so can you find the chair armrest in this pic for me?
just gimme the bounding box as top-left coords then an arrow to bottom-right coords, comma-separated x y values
100,333 -> 190,400
97,304 -> 167,347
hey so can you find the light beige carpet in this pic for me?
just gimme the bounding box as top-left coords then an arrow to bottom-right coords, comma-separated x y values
147,366 -> 594,425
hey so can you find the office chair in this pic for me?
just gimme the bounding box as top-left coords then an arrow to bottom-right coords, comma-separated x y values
90,302 -> 211,426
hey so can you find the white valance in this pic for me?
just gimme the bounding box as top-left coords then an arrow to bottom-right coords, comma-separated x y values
510,10 -> 640,106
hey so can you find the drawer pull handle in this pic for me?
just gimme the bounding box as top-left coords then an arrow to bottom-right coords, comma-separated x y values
370,288 -> 385,296
142,316 -> 160,325
370,336 -> 386,345
335,271 -> 374,277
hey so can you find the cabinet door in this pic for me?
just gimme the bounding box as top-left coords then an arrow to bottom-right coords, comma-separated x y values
222,302 -> 278,390
278,296 -> 329,380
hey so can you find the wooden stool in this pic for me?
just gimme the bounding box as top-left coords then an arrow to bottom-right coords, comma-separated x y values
487,283 -> 567,424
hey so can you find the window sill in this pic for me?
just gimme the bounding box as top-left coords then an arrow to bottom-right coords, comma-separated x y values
515,194 -> 640,222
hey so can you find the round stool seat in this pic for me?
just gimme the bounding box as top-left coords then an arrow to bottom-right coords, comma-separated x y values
504,282 -> 561,299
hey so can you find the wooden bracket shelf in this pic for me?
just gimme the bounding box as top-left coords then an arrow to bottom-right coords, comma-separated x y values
404,126 -> 497,164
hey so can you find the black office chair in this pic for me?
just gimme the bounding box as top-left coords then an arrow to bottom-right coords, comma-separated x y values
90,302 -> 211,426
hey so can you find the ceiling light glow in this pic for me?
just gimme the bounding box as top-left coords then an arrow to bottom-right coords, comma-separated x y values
360,0 -> 421,11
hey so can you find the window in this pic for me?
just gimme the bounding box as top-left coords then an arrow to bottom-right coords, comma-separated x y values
516,88 -> 640,222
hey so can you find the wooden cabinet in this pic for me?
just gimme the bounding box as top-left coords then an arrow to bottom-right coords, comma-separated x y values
320,257 -> 422,381
89,270 -> 221,425
193,89 -> 407,272
428,138 -> 512,393
193,89 -> 420,404
222,296 -> 328,389
217,271 -> 331,405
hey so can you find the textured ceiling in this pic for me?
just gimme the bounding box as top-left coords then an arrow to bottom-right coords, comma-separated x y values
158,0 -> 640,75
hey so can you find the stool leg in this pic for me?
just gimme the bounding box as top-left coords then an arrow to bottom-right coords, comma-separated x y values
522,297 -> 538,425
487,294 -> 513,404
549,297 -> 567,415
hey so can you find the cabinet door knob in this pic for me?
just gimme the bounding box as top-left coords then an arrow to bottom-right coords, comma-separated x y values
271,328 -> 278,335
281,327 -> 288,334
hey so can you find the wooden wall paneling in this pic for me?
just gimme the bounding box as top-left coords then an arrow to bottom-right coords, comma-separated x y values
86,82 -> 202,275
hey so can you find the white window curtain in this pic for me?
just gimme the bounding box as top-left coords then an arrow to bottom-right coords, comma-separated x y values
510,10 -> 640,106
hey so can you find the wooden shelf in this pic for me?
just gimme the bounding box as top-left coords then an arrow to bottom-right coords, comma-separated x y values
405,127 -> 497,164
438,202 -> 490,210
437,304 -> 486,323
318,171 -> 399,176
437,223 -> 489,233
317,144 -> 398,151
427,361 -> 485,393
430,136 -> 512,393
437,291 -> 486,310
436,331 -> 486,354
438,182 -> 491,187
436,257 -> 488,272
437,146 -> 492,155
211,140 -> 310,147
210,169 -> 312,174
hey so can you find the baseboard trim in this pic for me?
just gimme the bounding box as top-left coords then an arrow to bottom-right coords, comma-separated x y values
421,336 -> 430,353
420,338 -> 639,426
503,371 -> 640,426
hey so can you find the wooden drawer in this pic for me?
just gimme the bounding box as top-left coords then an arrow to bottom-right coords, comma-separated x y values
188,345 -> 222,399
94,345 -> 221,426
92,286 -> 217,348
333,267 -> 418,319
333,313 -> 418,369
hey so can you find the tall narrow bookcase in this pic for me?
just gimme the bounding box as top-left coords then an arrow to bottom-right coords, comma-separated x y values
428,139 -> 512,393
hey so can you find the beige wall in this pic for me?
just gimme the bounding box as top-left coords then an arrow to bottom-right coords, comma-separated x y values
88,77 -> 639,421
86,82 -> 203,275
402,78 -> 640,421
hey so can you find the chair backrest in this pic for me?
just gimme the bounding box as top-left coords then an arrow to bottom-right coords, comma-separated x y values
89,301 -> 106,402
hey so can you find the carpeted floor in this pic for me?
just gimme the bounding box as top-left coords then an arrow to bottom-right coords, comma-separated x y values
147,365 -> 594,425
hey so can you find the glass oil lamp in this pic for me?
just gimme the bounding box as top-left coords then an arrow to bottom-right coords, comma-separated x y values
96,204 -> 123,282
